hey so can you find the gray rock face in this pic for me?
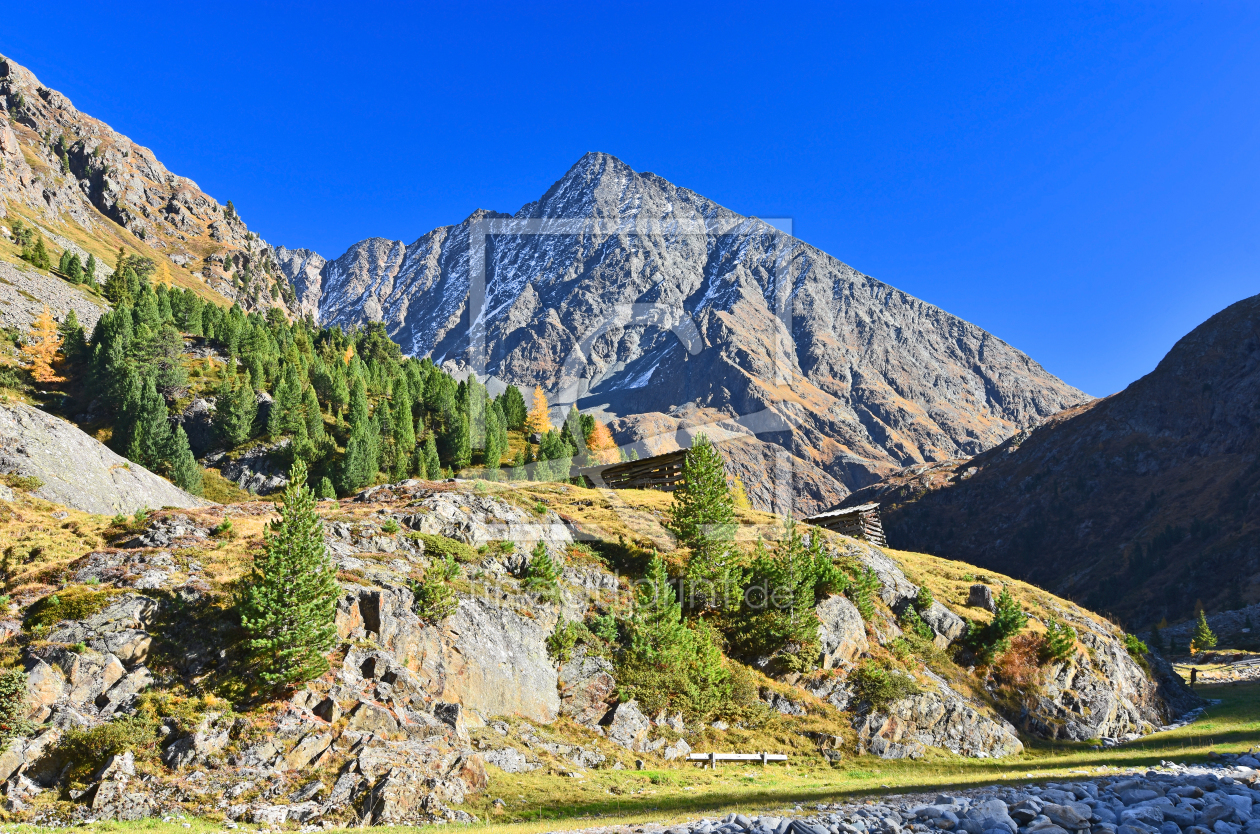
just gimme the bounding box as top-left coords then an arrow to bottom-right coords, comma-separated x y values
853,672 -> 1024,759
0,54 -> 291,315
335,585 -> 560,723
395,487 -> 573,551
969,584 -> 997,612
558,647 -> 616,727
274,152 -> 1088,513
0,260 -> 108,334
0,401 -> 211,515
816,595 -> 868,668
210,438 -> 290,495
602,700 -> 651,752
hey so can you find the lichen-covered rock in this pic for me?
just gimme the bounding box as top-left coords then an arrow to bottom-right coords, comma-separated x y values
336,585 -> 560,723
816,594 -> 868,667
0,401 -> 211,515
558,647 -> 616,727
853,672 -> 1023,759
919,601 -> 966,647
602,700 -> 651,752
395,487 -> 573,552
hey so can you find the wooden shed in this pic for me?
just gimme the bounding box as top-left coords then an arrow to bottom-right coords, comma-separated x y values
802,503 -> 887,546
578,449 -> 688,491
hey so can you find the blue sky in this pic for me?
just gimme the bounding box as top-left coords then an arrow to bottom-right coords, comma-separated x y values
5,2 -> 1258,396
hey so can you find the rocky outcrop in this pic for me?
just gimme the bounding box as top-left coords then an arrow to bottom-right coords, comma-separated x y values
207,440 -> 290,495
336,584 -> 561,724
0,260 -> 109,334
558,647 -> 617,727
854,671 -> 1024,759
847,292 -> 1260,623
0,53 -> 292,314
0,401 -> 211,515
816,595 -> 868,668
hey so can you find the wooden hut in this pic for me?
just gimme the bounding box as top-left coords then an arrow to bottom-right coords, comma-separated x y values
578,449 -> 688,491
802,503 -> 886,546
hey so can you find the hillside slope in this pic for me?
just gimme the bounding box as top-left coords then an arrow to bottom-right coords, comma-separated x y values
272,152 -> 1089,514
0,54 -> 293,315
0,400 -> 209,514
0,473 -> 1197,825
841,293 -> 1260,626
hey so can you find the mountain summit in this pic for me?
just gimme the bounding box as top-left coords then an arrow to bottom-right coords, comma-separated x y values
275,152 -> 1089,512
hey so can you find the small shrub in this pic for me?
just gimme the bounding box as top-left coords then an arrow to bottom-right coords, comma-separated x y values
546,615 -> 578,663
110,513 -> 128,528
845,567 -> 880,620
380,518 -> 400,534
2,474 -> 42,492
992,632 -> 1045,698
849,660 -> 919,710
316,477 -> 337,500
532,501 -> 547,515
1123,632 -> 1148,658
132,508 -> 149,527
0,668 -> 35,743
914,585 -> 934,611
410,553 -> 460,623
24,586 -> 120,630
522,542 -> 561,602
410,533 -> 478,564
210,519 -> 234,538
53,715 -> 160,783
1040,619 -> 1077,664
899,606 -> 935,641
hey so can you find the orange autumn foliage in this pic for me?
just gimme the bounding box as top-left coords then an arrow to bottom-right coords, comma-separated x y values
20,306 -> 64,383
587,419 -> 618,464
343,345 -> 355,365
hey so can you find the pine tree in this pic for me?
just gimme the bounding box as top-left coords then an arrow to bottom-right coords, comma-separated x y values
302,384 -> 324,440
67,253 -> 83,283
617,553 -> 731,717
317,477 -> 336,500
498,385 -> 528,430
522,541 -> 561,602
1039,619 -> 1077,664
84,253 -> 97,285
525,385 -> 552,435
215,367 -> 259,447
20,306 -> 65,383
347,376 -> 370,430
482,403 -> 504,478
421,433 -> 440,479
126,376 -> 175,470
167,425 -> 204,495
57,309 -> 86,366
239,459 -> 340,689
667,434 -> 737,610
1191,609 -> 1217,652
439,410 -> 471,471
58,248 -> 72,274
338,424 -> 377,494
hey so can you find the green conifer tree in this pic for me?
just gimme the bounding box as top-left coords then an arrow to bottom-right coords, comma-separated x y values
239,459 -> 340,689
167,425 -> 204,495
317,477 -> 336,500
215,367 -> 259,447
421,433 -> 440,480
126,377 -> 174,470
1191,609 -> 1217,652
522,541 -> 561,602
666,434 -> 737,610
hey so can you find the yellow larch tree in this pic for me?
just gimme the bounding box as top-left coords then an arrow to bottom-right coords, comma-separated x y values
587,419 -> 618,464
525,386 -> 552,434
20,306 -> 64,383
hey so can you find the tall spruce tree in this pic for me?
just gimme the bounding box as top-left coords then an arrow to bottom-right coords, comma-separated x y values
167,425 -> 204,495
666,434 -> 737,610
421,433 -> 440,479
126,376 -> 174,470
1191,609 -> 1217,652
215,367 -> 258,447
239,459 -> 340,689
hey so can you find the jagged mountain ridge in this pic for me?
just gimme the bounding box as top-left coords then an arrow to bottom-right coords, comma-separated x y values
274,153 -> 1090,511
0,54 -> 292,314
840,293 -> 1260,624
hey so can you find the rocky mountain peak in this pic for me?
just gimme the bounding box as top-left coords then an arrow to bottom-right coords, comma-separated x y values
271,153 -> 1090,514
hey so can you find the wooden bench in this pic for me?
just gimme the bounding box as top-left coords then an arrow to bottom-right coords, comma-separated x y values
687,752 -> 788,768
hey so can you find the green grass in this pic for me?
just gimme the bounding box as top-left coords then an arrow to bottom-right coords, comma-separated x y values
7,680 -> 1259,834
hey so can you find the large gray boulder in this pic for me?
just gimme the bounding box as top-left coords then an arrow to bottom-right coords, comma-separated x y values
853,671 -> 1023,759
816,595 -> 868,667
0,401 -> 211,515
